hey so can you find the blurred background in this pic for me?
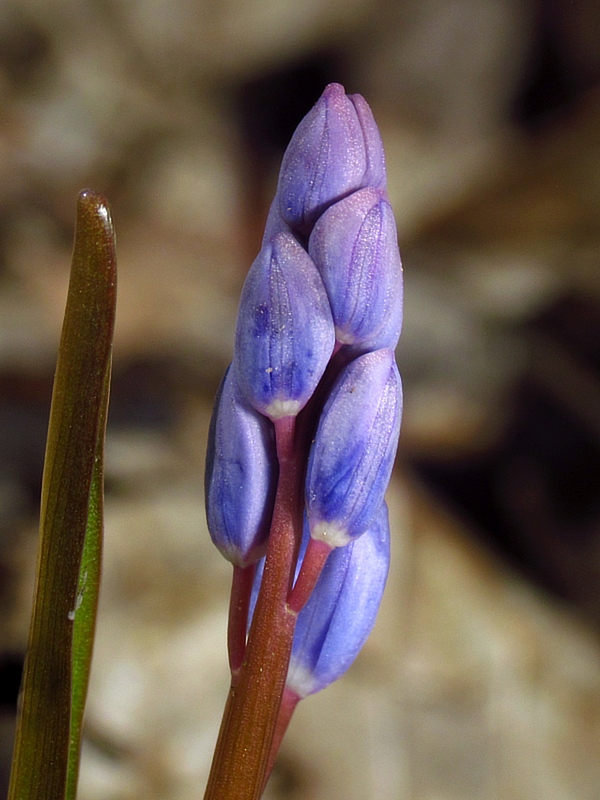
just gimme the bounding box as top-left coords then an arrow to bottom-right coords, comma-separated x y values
1,0 -> 600,797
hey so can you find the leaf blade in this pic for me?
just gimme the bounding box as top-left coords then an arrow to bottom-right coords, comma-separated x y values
9,190 -> 116,800
66,361 -> 111,800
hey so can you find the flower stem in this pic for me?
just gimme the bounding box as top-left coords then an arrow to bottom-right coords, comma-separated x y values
227,564 -> 256,675
204,417 -> 302,800
264,687 -> 301,788
287,538 -> 332,614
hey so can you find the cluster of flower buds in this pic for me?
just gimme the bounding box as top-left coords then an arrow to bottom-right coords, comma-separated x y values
205,83 -> 402,702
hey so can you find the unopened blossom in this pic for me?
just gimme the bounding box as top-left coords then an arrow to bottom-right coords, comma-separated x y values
233,231 -> 335,421
264,82 -> 387,241
308,187 -> 403,350
205,366 -> 278,566
248,503 -> 389,699
288,503 -> 390,697
306,348 -> 402,548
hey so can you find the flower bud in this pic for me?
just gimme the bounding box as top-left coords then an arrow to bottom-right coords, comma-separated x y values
306,348 -> 401,547
261,197 -> 294,247
309,187 -> 403,349
234,231 -> 335,420
276,83 -> 387,236
348,92 -> 387,192
205,366 -> 278,566
287,503 -> 390,698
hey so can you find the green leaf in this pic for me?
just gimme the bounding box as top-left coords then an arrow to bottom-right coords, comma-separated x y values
9,190 -> 117,800
66,362 -> 111,800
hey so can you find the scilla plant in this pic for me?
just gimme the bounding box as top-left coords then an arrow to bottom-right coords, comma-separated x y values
8,83 -> 401,800
204,83 -> 403,799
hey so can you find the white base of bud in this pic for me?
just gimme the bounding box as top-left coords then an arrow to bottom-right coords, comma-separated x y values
310,520 -> 352,549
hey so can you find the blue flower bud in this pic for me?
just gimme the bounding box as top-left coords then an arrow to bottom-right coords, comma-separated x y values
306,348 -> 401,547
287,503 -> 390,698
276,83 -> 387,235
234,231 -> 335,420
347,92 -> 387,192
261,197 -> 294,247
308,187 -> 403,349
205,366 -> 278,567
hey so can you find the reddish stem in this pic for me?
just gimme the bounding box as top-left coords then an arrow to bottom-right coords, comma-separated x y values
287,537 -> 332,614
227,564 -> 256,675
203,417 -> 302,800
263,687 -> 301,788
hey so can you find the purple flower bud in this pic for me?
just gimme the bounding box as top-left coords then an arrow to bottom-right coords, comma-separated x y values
306,348 -> 401,547
348,92 -> 387,192
276,83 -> 387,236
234,231 -> 335,420
261,197 -> 294,247
287,503 -> 390,698
205,366 -> 278,567
308,187 -> 403,349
